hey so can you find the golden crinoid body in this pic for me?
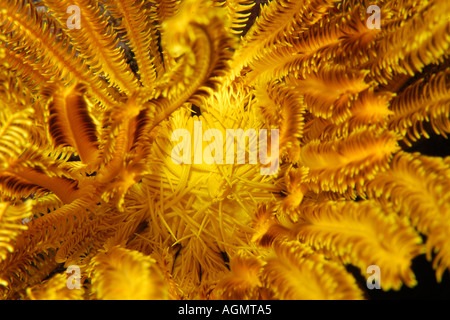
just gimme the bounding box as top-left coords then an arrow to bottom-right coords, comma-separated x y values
0,0 -> 449,300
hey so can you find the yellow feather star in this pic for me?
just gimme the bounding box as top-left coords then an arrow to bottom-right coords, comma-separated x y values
0,0 -> 449,300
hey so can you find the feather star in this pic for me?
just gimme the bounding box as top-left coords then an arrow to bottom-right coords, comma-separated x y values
0,0 -> 449,300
